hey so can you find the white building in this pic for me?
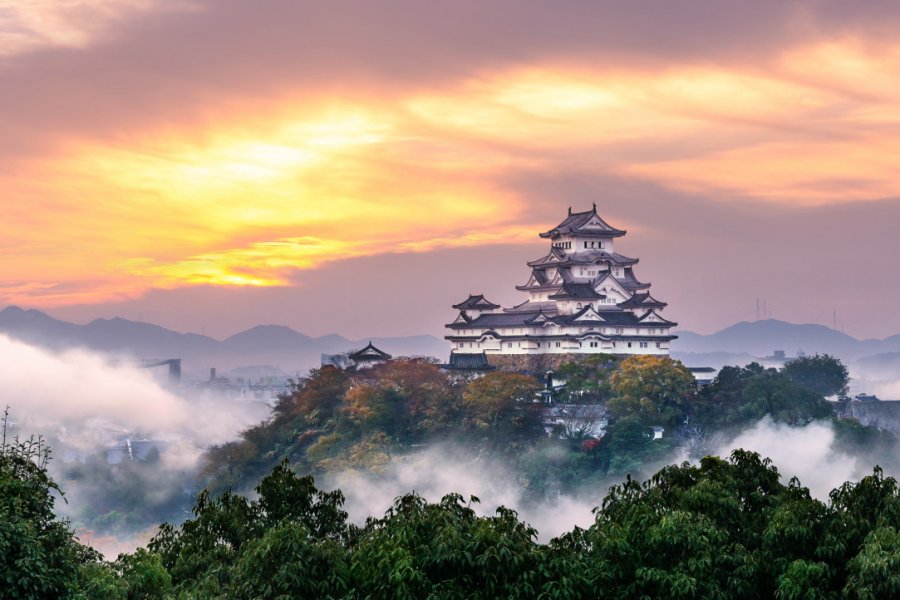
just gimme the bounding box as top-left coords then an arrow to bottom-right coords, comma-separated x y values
446,205 -> 677,358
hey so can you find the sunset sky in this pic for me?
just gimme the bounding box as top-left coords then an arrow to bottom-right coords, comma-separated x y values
4,1 -> 900,340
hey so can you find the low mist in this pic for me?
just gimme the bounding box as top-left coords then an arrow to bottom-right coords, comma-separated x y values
0,334 -> 269,556
708,418 -> 860,499
329,445 -> 601,542
0,334 -> 265,453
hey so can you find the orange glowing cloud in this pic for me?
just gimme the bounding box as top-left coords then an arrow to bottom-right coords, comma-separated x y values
6,27 -> 900,309
1,104 -> 537,305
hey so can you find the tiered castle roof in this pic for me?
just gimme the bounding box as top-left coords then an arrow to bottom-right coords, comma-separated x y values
445,205 -> 677,357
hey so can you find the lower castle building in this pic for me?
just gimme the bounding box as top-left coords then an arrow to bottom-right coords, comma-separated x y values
446,205 -> 677,359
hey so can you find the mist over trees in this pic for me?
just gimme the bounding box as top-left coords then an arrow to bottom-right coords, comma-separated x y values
7,351 -> 900,597
6,430 -> 900,598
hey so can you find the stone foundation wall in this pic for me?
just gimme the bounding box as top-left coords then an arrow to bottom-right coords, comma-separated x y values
486,353 -> 618,375
843,400 -> 900,435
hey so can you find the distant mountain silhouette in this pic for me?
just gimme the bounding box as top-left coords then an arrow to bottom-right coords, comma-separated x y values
0,306 -> 448,376
6,308 -> 900,379
672,319 -> 900,362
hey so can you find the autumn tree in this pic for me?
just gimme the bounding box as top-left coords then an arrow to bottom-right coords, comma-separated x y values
279,365 -> 352,424
345,360 -> 460,443
607,355 -> 696,429
372,359 -> 461,434
462,372 -> 543,442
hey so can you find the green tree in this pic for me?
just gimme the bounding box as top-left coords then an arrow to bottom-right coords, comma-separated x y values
349,493 -> 543,599
844,526 -> 900,598
583,451 -> 830,598
149,460 -> 349,596
0,429 -> 100,600
783,354 -> 850,399
555,354 -> 619,402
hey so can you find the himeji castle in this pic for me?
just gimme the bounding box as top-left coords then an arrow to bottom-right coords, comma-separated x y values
445,205 -> 677,359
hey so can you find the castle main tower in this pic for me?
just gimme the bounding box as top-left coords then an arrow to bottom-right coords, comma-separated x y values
445,205 -> 677,358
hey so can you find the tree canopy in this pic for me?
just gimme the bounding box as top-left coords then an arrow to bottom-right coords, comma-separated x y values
9,433 -> 900,599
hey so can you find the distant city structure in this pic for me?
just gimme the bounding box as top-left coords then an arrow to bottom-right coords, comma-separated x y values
446,205 -> 677,358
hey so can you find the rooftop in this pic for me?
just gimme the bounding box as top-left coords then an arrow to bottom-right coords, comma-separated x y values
452,294 -> 501,310
539,204 -> 626,239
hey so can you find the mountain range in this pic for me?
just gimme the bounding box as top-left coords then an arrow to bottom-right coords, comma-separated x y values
4,307 -> 900,380
0,306 -> 447,376
672,319 -> 900,361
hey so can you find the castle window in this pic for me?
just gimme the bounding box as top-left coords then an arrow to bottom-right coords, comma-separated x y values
628,342 -> 632,348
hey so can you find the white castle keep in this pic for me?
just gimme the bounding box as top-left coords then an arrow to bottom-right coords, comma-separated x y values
445,205 -> 677,359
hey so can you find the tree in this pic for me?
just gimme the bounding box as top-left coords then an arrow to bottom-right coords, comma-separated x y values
783,354 -> 850,399
608,355 -> 696,429
739,371 -> 833,426
279,365 -> 352,423
462,372 -> 542,441
599,416 -> 668,476
349,493 -> 543,598
844,527 -> 900,598
368,359 -> 461,435
693,362 -> 835,431
555,354 -> 619,402
0,411 -> 102,599
149,460 -> 350,596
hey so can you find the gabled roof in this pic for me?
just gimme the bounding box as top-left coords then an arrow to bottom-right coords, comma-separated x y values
571,305 -> 606,322
447,311 -> 541,329
619,267 -> 650,291
636,310 -> 678,327
593,272 -> 630,298
452,294 -> 500,310
450,312 -> 472,325
503,300 -> 559,314
555,250 -> 638,267
549,283 -> 604,300
527,247 -> 566,267
350,342 -> 392,361
539,204 -> 626,239
524,310 -> 552,324
618,292 -> 667,309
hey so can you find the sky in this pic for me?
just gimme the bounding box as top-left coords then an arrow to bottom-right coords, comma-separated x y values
3,1 -> 900,340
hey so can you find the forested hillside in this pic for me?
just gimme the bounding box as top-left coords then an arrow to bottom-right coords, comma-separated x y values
201,353 -> 894,500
